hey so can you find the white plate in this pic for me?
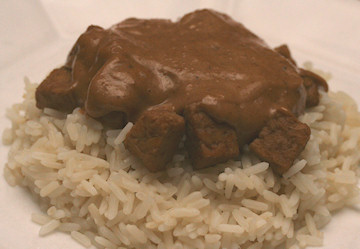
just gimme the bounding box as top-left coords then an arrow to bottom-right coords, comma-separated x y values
1,1 -> 360,248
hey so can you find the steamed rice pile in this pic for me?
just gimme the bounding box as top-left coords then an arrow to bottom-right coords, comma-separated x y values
3,78 -> 360,249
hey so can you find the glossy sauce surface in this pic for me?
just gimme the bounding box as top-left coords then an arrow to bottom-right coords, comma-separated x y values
38,9 -> 307,146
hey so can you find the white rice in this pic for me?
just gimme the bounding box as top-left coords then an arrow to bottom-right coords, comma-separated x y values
39,219 -> 61,236
71,231 -> 92,248
2,79 -> 360,248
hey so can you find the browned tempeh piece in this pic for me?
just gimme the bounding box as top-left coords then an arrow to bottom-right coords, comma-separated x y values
184,105 -> 240,169
124,110 -> 185,172
35,66 -> 77,113
36,25 -> 106,112
250,111 -> 310,175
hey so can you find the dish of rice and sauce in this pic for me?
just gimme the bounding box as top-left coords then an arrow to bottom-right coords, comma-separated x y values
2,9 -> 360,249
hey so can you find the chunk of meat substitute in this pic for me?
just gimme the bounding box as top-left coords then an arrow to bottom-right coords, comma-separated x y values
249,111 -> 310,174
184,106 -> 239,169
36,25 -> 106,112
124,110 -> 185,172
35,67 -> 77,113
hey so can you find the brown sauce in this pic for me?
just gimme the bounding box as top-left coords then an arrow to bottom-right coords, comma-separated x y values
36,9 -> 328,173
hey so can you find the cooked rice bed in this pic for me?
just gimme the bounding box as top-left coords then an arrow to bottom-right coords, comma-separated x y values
3,79 -> 360,249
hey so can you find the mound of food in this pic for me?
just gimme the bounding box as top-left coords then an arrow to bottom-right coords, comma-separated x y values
35,9 -> 328,174
3,9 -> 360,249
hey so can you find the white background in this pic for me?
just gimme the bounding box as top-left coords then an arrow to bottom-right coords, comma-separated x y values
0,0 -> 360,248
